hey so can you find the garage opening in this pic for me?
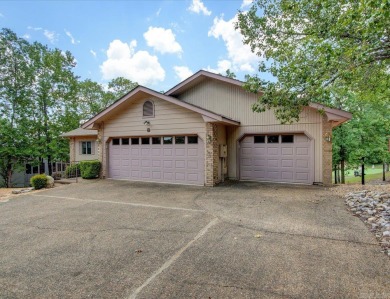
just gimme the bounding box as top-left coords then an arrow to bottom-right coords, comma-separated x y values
108,135 -> 204,185
240,133 -> 314,184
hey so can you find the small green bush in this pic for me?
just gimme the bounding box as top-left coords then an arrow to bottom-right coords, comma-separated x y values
65,164 -> 80,178
80,160 -> 101,179
30,174 -> 48,190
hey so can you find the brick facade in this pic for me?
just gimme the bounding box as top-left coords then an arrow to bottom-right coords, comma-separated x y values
322,115 -> 333,186
205,122 -> 220,186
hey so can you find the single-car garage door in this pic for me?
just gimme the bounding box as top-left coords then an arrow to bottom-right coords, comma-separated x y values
109,135 -> 204,185
240,134 -> 314,184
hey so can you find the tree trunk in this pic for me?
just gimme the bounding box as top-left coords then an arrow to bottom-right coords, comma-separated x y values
6,162 -> 12,188
334,167 -> 337,184
383,163 -> 386,182
341,160 -> 345,184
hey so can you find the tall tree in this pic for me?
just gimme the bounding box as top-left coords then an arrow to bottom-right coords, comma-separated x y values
29,42 -> 78,175
237,0 -> 390,123
0,29 -> 34,187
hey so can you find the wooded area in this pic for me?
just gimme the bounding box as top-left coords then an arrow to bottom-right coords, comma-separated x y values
0,28 -> 137,187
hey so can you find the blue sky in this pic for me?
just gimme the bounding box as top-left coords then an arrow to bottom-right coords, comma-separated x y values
0,0 -> 263,91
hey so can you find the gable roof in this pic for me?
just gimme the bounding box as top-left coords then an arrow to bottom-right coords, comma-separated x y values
165,70 -> 245,97
61,127 -> 98,137
81,85 -> 240,129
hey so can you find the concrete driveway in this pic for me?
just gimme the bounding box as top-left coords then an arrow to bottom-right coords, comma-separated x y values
0,180 -> 389,299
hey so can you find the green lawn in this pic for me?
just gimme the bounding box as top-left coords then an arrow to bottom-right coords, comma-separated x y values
333,164 -> 389,184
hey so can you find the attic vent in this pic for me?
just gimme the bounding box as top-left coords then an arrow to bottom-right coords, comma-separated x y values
143,100 -> 154,117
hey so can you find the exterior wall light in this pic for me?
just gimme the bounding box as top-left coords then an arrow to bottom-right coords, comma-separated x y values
324,132 -> 331,142
144,120 -> 151,126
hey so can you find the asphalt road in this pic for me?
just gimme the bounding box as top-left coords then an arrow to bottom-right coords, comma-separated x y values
0,179 -> 389,299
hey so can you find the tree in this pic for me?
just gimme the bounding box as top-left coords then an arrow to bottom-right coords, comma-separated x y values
77,79 -> 108,120
107,77 -> 138,99
0,29 -> 35,187
237,0 -> 390,123
29,42 -> 79,175
76,77 -> 138,121
332,88 -> 390,182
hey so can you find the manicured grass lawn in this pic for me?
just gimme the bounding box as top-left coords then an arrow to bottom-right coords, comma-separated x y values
333,164 -> 389,184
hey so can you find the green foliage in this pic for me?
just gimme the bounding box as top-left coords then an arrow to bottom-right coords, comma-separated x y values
30,174 -> 47,190
64,163 -> 80,178
79,160 -> 101,179
0,28 -> 137,187
237,0 -> 390,123
333,93 -> 390,167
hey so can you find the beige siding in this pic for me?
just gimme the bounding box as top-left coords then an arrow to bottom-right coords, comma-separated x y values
103,96 -> 206,141
179,80 -> 324,182
101,96 -> 207,183
74,137 -> 98,162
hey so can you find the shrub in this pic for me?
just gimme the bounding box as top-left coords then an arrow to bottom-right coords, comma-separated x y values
65,164 -> 80,178
80,160 -> 101,179
30,174 -> 48,190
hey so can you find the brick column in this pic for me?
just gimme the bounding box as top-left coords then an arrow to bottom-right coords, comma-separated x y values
69,137 -> 75,162
97,126 -> 105,179
322,115 -> 333,186
205,122 -> 219,186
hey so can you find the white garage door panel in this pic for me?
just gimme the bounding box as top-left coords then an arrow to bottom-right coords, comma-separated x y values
240,134 -> 313,184
109,136 -> 204,186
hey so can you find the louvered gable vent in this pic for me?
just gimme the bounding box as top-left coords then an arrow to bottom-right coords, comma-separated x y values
143,100 -> 154,117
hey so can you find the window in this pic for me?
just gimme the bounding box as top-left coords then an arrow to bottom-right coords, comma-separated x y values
281,135 -> 294,143
143,100 -> 154,117
142,137 -> 150,145
267,135 -> 279,143
121,138 -> 129,145
131,138 -> 139,145
254,135 -> 265,143
152,137 -> 161,144
175,136 -> 185,144
82,141 -> 93,154
163,136 -> 173,144
188,136 -> 198,144
112,139 -> 120,145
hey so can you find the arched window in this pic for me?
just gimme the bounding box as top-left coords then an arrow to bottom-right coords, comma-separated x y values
143,100 -> 154,117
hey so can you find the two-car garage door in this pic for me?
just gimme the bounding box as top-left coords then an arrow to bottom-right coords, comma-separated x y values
240,134 -> 314,184
109,135 -> 204,185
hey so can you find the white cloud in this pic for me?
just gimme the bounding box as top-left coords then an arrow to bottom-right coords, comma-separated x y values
65,30 -> 79,44
241,0 -> 253,8
100,39 -> 165,86
144,27 -> 182,55
156,8 -> 161,16
188,0 -> 211,16
0,12 -> 4,18
43,29 -> 57,44
206,59 -> 232,74
90,50 -> 97,58
27,26 -> 42,31
22,34 -> 30,39
174,66 -> 193,81
208,14 -> 258,72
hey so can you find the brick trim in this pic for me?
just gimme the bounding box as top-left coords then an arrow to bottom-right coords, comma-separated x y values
205,123 -> 219,186
322,115 -> 333,186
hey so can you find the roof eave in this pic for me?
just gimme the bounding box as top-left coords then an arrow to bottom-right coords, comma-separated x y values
165,70 -> 244,96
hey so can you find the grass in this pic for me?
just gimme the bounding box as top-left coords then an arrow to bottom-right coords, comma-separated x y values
333,164 -> 389,184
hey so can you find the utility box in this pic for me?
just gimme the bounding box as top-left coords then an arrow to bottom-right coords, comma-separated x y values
219,144 -> 227,158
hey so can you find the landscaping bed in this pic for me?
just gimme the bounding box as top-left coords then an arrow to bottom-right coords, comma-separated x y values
332,183 -> 390,257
